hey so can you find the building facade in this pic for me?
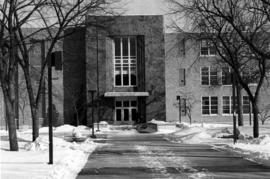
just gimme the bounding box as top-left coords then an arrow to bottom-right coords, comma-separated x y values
165,33 -> 270,124
1,15 -> 269,128
64,15 -> 166,125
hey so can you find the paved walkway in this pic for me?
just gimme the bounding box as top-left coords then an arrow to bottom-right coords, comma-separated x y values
77,133 -> 270,179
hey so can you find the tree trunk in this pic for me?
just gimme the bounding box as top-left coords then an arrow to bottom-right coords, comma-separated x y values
252,102 -> 259,138
2,88 -> 18,151
24,69 -> 39,141
236,83 -> 243,126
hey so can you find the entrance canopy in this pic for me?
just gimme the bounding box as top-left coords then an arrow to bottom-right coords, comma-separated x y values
104,92 -> 149,97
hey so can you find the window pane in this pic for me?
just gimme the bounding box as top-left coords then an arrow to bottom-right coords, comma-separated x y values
210,68 -> 218,85
124,109 -> 129,121
131,74 -> 136,86
202,97 -> 210,115
201,47 -> 208,55
243,96 -> 250,114
131,101 -> 137,107
201,67 -> 209,85
115,74 -> 121,86
122,38 -> 128,57
130,38 -> 136,56
209,42 -> 216,55
116,109 -> 121,121
123,74 -> 129,85
116,101 -> 122,107
222,67 -> 231,85
123,101 -> 129,107
132,109 -> 137,121
115,38 -> 121,57
222,96 -> 230,114
211,97 -> 218,114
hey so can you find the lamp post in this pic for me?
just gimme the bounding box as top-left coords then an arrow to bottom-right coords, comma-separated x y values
231,72 -> 237,144
48,51 -> 62,164
88,89 -> 96,138
96,23 -> 100,132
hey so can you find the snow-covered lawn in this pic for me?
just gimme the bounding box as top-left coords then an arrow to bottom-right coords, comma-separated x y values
0,125 -> 101,179
164,122 -> 270,166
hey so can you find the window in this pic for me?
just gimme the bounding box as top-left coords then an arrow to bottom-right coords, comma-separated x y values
114,37 -> 137,87
201,67 -> 209,85
210,68 -> 218,85
201,67 -> 219,85
241,67 -> 257,84
202,96 -> 218,115
200,39 -> 216,56
243,96 -> 251,114
222,67 -> 232,85
222,96 -> 239,115
222,96 -> 230,114
115,99 -> 137,122
179,68 -> 186,86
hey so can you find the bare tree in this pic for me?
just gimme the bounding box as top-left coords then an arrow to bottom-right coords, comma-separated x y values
259,104 -> 270,125
0,0 -> 119,150
169,0 -> 270,138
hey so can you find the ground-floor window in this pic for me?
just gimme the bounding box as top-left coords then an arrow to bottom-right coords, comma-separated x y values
242,96 -> 251,114
202,96 -> 218,115
115,99 -> 137,122
222,96 -> 251,115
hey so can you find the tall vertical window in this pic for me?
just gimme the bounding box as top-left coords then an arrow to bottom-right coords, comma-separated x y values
201,67 -> 218,85
114,37 -> 137,86
202,96 -> 218,115
200,39 -> 216,56
222,96 -> 231,114
222,67 -> 232,85
210,68 -> 218,85
201,67 -> 209,85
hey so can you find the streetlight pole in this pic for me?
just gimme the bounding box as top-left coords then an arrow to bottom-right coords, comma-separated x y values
48,51 -> 62,165
96,23 -> 100,132
232,72 -> 237,144
88,90 -> 96,138
48,52 -> 53,164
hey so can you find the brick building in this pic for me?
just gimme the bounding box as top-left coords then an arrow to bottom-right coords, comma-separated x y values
64,15 -> 166,125
165,33 -> 270,124
1,15 -> 269,128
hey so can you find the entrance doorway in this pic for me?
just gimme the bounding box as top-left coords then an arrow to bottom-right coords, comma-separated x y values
115,98 -> 137,123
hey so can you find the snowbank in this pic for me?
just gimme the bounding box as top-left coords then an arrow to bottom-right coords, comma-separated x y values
1,125 -> 100,179
166,122 -> 270,166
166,123 -> 232,144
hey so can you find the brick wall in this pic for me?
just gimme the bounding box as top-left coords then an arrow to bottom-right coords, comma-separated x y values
165,32 -> 270,124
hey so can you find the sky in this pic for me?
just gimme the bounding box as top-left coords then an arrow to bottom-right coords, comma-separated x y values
116,0 -> 187,32
120,0 -> 167,15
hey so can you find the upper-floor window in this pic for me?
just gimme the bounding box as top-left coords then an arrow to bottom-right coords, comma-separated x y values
200,39 -> 216,56
201,67 -> 218,85
222,67 -> 232,85
241,67 -> 257,85
114,37 -> 137,87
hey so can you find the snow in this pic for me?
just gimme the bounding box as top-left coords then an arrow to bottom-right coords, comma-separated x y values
0,125 -> 100,179
164,122 -> 270,166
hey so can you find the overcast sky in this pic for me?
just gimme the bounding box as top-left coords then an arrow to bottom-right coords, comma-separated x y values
118,0 -> 186,32
120,0 -> 167,15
